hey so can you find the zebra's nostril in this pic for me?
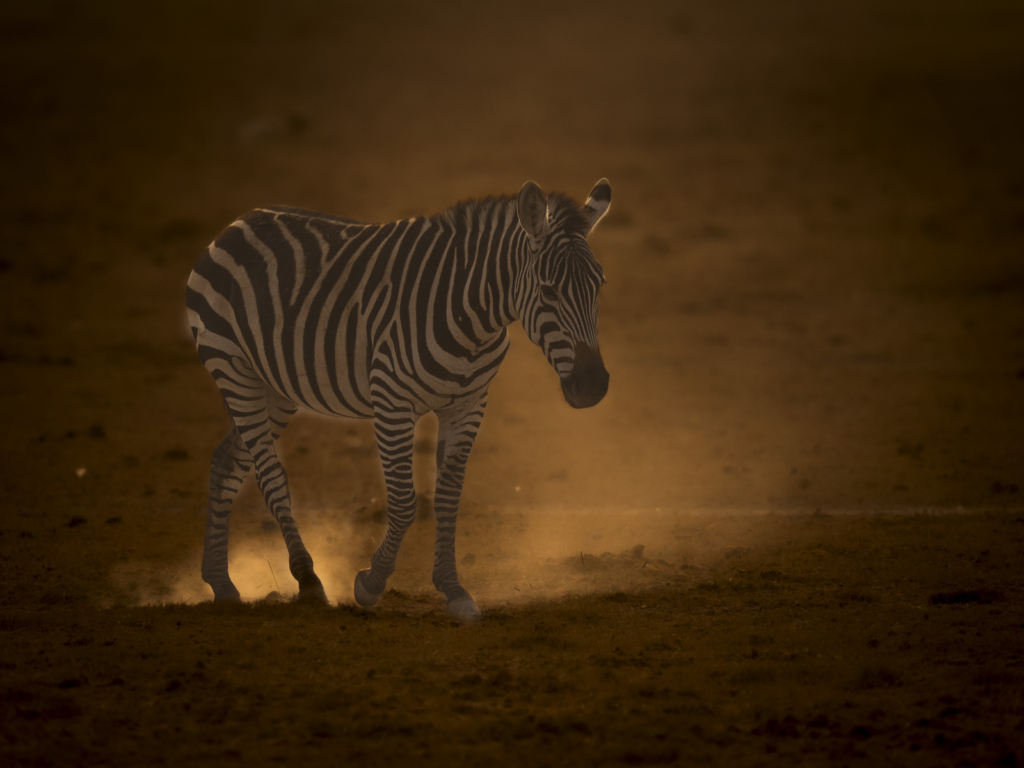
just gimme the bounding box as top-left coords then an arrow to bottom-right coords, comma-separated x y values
584,374 -> 608,401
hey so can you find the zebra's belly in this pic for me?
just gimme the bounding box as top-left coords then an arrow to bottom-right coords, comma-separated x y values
265,349 -> 376,419
278,381 -> 374,419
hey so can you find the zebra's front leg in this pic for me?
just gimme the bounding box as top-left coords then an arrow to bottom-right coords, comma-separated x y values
432,391 -> 489,621
354,413 -> 418,607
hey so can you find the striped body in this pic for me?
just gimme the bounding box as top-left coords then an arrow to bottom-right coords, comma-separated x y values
187,205 -> 513,420
186,180 -> 612,619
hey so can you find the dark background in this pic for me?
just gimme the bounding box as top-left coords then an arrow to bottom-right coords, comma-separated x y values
2,0 -> 1022,518
1,1 -> 1023,765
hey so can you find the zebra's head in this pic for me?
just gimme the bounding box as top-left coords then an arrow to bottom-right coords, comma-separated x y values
516,179 -> 611,409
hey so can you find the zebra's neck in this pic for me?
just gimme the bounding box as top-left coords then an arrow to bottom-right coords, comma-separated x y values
437,195 -> 531,342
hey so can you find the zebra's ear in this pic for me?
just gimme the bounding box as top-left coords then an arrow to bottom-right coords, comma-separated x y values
517,181 -> 549,242
583,178 -> 611,236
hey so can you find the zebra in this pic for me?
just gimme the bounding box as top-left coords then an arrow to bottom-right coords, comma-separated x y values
185,178 -> 611,620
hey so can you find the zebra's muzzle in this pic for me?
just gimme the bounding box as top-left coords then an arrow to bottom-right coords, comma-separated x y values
561,343 -> 609,409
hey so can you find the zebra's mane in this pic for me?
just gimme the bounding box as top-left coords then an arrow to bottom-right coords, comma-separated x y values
439,191 -> 591,237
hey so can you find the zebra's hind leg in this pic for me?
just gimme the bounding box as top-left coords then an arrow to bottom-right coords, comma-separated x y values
354,412 -> 418,607
201,428 -> 253,602
263,390 -> 327,605
219,369 -> 328,605
432,390 -> 489,622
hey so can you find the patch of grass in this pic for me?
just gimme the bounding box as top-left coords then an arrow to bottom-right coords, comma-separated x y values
836,591 -> 874,603
729,667 -> 777,686
854,665 -> 902,690
929,588 -> 1005,605
617,748 -> 680,765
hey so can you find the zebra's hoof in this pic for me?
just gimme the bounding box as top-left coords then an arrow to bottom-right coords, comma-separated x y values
354,569 -> 382,608
212,587 -> 242,603
296,584 -> 330,606
447,596 -> 481,622
296,574 -> 329,606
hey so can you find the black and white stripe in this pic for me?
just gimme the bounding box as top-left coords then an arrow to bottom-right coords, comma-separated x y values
185,179 -> 612,619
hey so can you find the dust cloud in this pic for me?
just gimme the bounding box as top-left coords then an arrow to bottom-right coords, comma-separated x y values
112,400 -> 783,610
106,511 -> 361,607
111,505 -> 764,610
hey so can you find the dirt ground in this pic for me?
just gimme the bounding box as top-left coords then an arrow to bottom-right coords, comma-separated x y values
1,1 -> 1023,765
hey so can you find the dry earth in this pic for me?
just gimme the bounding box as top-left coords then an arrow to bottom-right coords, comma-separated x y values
1,1 -> 1023,766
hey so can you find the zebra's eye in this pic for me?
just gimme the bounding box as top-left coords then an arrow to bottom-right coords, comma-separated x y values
540,284 -> 559,303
